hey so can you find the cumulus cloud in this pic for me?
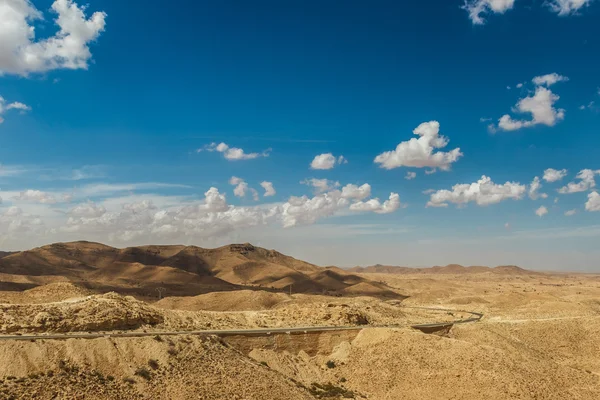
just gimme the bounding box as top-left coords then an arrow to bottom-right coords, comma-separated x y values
122,200 -> 157,213
68,201 -> 106,218
0,96 -> 31,123
200,142 -> 270,161
529,176 -> 548,200
532,73 -> 569,87
547,0 -> 594,16
281,192 -> 350,228
280,183 -> 398,227
497,86 -> 565,131
301,178 -> 341,194
13,190 -> 57,204
229,176 -> 251,198
374,121 -> 462,172
0,0 -> 107,76
535,205 -> 549,217
310,153 -> 347,170
585,191 -> 600,212
543,168 -> 568,182
426,175 -> 527,207
565,209 -> 577,216
260,181 -> 276,197
405,172 -> 417,180
1,179 -> 403,246
558,169 -> 600,194
341,184 -> 371,200
349,193 -> 401,214
462,0 -> 516,25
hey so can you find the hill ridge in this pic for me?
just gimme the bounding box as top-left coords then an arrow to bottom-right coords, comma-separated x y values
348,264 -> 534,275
0,241 -> 403,299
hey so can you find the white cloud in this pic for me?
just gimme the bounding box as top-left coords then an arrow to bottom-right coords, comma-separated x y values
462,0 -> 516,25
260,181 -> 276,197
374,121 -> 462,172
532,73 -> 569,87
341,184 -> 371,200
1,180 -> 403,247
558,169 -> 600,194
405,172 -> 417,180
122,200 -> 157,213
6,101 -> 31,111
543,168 -> 568,182
529,176 -> 548,200
535,205 -> 549,217
586,191 -> 600,212
547,0 -> 594,16
580,101 -> 596,110
301,178 -> 340,194
200,142 -> 270,161
68,201 -> 106,218
497,87 -> 565,131
426,175 -> 527,207
516,83 -> 524,88
0,96 -> 31,123
280,183 -> 396,227
228,177 -> 260,201
13,190 -> 58,204
310,153 -> 347,170
565,209 -> 577,216
349,193 -> 401,214
229,176 -> 249,198
281,192 -> 350,228
0,0 -> 107,76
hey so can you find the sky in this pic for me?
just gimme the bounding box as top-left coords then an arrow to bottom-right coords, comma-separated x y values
1,0 -> 600,271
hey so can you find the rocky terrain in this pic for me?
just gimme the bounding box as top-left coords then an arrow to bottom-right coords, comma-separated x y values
0,242 -> 599,399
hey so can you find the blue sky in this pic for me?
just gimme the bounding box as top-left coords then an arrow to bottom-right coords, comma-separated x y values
1,0 -> 599,270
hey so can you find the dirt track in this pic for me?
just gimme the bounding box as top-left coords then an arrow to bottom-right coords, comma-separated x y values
0,306 -> 484,341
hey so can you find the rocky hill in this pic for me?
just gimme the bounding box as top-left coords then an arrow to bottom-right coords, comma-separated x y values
0,242 -> 402,299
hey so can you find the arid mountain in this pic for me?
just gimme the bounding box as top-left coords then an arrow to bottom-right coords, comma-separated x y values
0,241 -> 402,299
349,264 -> 535,275
0,251 -> 16,259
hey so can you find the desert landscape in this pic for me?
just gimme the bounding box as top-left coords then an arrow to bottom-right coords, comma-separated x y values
0,241 -> 598,399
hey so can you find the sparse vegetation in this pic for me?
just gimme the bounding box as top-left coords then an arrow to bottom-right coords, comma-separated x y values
134,367 -> 152,381
326,360 -> 336,369
148,359 -> 159,370
167,347 -> 178,356
123,377 -> 136,385
308,382 -> 355,399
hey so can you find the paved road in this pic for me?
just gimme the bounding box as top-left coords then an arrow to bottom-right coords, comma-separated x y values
0,307 -> 483,342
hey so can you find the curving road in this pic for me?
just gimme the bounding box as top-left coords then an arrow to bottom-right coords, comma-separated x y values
0,307 -> 483,342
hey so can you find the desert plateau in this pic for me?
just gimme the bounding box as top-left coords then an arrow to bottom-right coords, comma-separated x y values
0,241 -> 597,399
